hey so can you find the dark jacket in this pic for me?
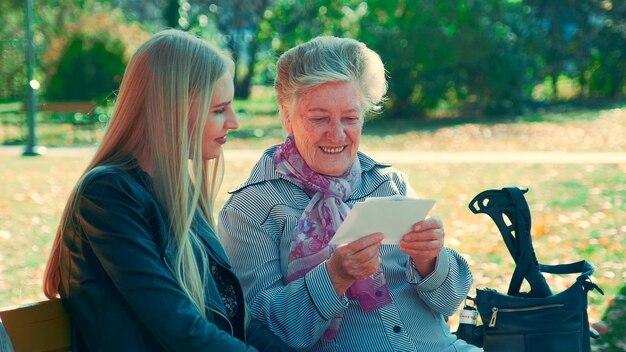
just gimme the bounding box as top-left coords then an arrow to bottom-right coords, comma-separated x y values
58,162 -> 292,351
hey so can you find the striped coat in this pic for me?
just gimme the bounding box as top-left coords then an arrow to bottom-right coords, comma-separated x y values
219,146 -> 480,352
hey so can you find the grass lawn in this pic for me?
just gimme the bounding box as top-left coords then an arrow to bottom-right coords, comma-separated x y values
0,100 -> 624,348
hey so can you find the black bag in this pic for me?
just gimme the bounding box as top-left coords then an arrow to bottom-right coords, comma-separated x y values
459,187 -> 603,352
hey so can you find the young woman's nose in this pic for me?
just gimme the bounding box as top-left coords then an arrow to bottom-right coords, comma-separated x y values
225,110 -> 239,130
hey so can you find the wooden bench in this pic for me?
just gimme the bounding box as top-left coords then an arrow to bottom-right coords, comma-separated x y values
0,102 -> 26,143
0,299 -> 71,352
38,101 -> 100,143
38,101 -> 97,116
0,101 -> 101,144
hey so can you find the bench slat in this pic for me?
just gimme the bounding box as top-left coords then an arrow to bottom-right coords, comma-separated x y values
0,299 -> 71,352
38,101 -> 97,114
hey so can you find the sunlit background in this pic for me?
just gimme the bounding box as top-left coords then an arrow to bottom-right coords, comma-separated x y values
1,1 -> 625,350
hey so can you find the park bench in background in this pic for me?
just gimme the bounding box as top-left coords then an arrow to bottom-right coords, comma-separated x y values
38,101 -> 97,115
0,103 -> 24,142
0,101 -> 101,144
37,101 -> 100,143
0,299 -> 71,352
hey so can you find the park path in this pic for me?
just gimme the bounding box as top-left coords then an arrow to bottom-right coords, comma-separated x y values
1,145 -> 625,164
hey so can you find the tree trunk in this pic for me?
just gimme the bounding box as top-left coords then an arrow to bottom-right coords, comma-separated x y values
550,72 -> 559,101
162,0 -> 179,29
234,38 -> 258,99
578,71 -> 588,100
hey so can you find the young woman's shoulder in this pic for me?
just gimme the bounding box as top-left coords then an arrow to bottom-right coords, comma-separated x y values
80,164 -> 153,203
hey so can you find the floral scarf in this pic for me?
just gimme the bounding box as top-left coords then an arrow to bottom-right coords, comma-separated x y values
273,136 -> 392,341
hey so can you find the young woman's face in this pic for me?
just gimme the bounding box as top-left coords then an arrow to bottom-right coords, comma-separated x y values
189,73 -> 238,160
284,80 -> 363,176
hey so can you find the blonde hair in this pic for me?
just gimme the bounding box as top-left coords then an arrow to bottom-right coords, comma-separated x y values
43,29 -> 233,317
274,36 -> 387,118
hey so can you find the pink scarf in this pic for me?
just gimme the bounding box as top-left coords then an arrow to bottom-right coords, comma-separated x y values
273,136 -> 392,341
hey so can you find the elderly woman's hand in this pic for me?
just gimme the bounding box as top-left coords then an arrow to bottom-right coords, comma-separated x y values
399,217 -> 445,277
326,232 -> 384,297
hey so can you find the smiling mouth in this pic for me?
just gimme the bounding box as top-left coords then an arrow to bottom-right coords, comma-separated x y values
320,146 -> 345,154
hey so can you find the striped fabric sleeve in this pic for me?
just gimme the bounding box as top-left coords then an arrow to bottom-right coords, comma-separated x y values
304,262 -> 350,320
406,247 -> 473,317
219,205 -> 346,349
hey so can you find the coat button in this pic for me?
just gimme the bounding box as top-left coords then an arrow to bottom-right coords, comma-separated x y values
393,325 -> 401,333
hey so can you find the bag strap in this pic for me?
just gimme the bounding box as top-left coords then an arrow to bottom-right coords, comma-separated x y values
539,260 -> 604,294
539,260 -> 594,276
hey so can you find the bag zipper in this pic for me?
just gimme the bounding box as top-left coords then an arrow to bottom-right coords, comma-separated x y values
488,303 -> 565,327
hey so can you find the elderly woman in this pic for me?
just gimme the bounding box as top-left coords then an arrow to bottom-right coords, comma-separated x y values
219,36 -> 479,351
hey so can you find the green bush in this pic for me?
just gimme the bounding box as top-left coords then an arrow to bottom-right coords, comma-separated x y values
44,33 -> 126,102
595,285 -> 626,352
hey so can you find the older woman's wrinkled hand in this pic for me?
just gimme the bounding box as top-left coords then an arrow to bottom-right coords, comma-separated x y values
326,232 -> 384,297
399,217 -> 445,277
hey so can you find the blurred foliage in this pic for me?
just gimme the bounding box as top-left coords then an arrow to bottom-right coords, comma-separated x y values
41,10 -> 150,103
594,285 -> 626,352
44,34 -> 126,102
0,1 -> 27,102
359,0 -> 542,116
1,1 -> 149,104
259,0 -> 626,117
208,1 -> 276,98
0,0 -> 625,117
41,11 -> 150,67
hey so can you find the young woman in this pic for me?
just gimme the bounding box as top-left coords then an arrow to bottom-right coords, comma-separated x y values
43,29 -> 291,352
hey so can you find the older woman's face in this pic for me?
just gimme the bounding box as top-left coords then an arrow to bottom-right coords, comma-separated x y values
285,80 -> 363,176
